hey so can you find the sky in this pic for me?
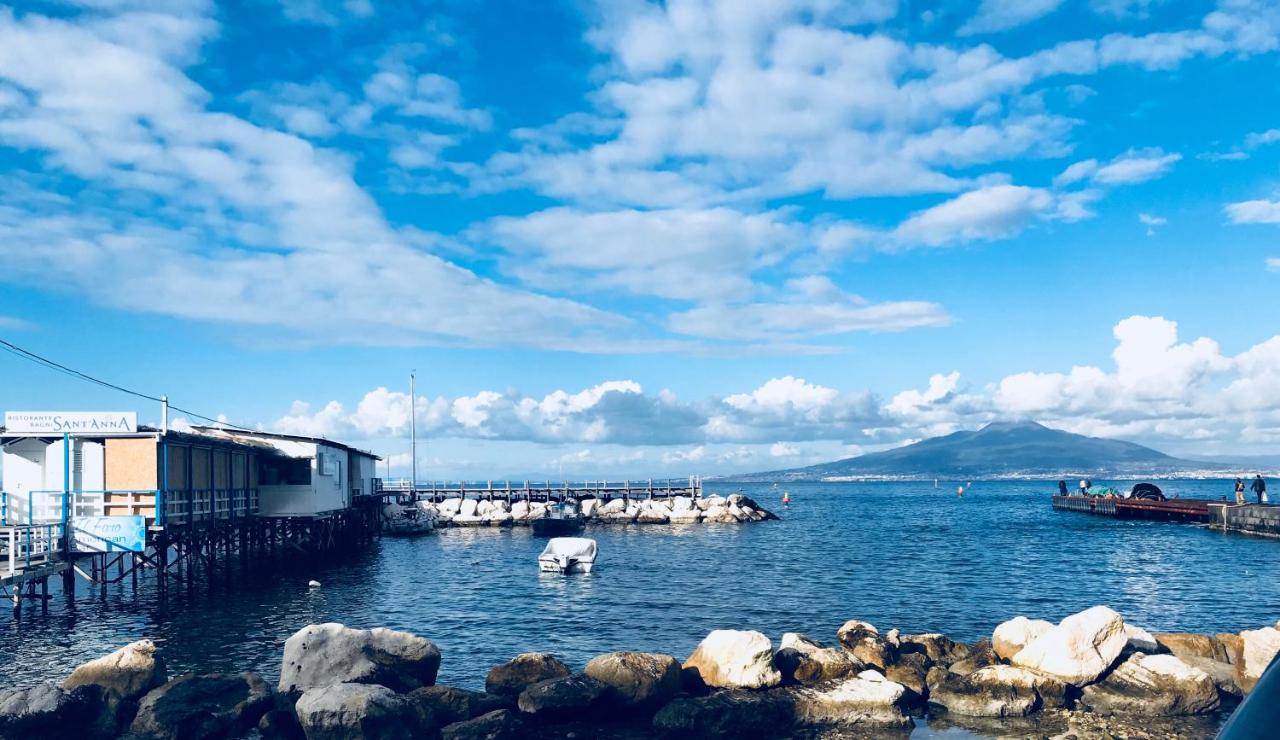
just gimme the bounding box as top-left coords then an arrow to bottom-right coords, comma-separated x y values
0,0 -> 1278,478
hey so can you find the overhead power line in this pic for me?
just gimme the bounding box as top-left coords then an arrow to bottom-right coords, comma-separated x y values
0,337 -> 257,432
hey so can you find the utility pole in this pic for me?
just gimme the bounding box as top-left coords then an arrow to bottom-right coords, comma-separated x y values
409,372 -> 417,489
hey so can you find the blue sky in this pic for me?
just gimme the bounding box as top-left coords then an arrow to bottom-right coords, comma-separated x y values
1,0 -> 1279,477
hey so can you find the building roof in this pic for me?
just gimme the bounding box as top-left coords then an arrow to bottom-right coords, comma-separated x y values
190,425 -> 381,460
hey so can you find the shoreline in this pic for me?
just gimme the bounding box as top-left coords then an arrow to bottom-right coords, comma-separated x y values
3,604 -> 1271,739
389,492 -> 779,528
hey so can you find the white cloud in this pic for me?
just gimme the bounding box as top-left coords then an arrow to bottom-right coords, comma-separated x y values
1267,257 -> 1280,272
1245,129 -> 1280,148
959,0 -> 1066,36
1138,213 -> 1167,226
769,442 -> 800,457
0,314 -> 34,331
892,185 -> 1054,247
1054,148 -> 1181,187
1226,200 -> 1280,224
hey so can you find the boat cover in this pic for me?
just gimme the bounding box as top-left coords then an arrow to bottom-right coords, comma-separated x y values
1129,482 -> 1165,501
538,537 -> 597,562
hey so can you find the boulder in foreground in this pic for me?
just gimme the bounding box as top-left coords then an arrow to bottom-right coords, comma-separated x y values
683,630 -> 782,689
789,670 -> 912,728
515,674 -> 607,720
929,664 -> 1067,717
278,624 -> 440,694
130,672 -> 273,740
1010,606 -> 1127,685
776,633 -> 862,685
652,691 -> 793,738
62,639 -> 167,712
1080,653 -> 1220,715
992,617 -> 1053,661
485,653 -> 571,698
294,682 -> 419,740
582,651 -> 680,709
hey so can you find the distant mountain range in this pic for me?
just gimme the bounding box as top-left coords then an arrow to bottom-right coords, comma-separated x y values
728,421 -> 1238,481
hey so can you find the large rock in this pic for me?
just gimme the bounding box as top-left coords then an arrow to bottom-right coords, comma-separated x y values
515,674 -> 607,721
485,653 -> 571,698
776,633 -> 862,685
1153,632 -> 1219,662
992,617 -> 1054,661
440,709 -> 524,740
683,630 -> 781,689
928,664 -> 1067,718
1233,626 -> 1280,692
1010,606 -> 1127,685
63,639 -> 167,714
884,653 -> 929,702
1217,632 -> 1245,664
949,640 -> 999,676
579,499 -> 601,518
130,672 -> 273,740
652,691 -> 793,738
668,509 -> 702,523
295,683 -> 419,740
582,652 -> 680,709
278,624 -> 440,694
789,670 -> 912,728
836,620 -> 894,669
1181,656 -> 1242,699
1080,653 -> 1220,715
1123,624 -> 1160,654
405,686 -> 510,728
898,633 -> 968,666
0,683 -> 104,739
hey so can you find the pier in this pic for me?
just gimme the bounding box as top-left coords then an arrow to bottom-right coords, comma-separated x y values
376,476 -> 703,503
1052,494 -> 1213,523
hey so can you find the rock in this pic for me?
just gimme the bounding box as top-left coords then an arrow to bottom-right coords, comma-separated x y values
600,498 -> 627,514
683,630 -> 781,689
130,672 -> 273,740
294,683 -> 419,740
582,652 -> 680,710
258,708 -> 305,740
636,512 -> 670,524
949,640 -> 999,676
836,620 -> 894,670
1153,632 -> 1219,662
884,653 -> 929,701
405,686 -> 510,727
668,509 -> 702,523
928,664 -> 1067,718
776,633 -> 862,685
459,499 -> 479,517
702,505 -> 728,520
485,654 -> 571,698
1233,627 -> 1280,692
1123,624 -> 1161,654
790,670 -> 912,728
440,709 -> 524,740
438,498 -> 463,516
515,674 -> 607,721
652,691 -> 793,738
899,633 -> 968,666
579,499 -> 601,518
278,623 -> 441,694
1080,653 -> 1220,715
1180,656 -> 1242,699
1010,606 -> 1128,685
993,616 -> 1054,661
509,501 -> 530,520
0,683 -> 104,739
671,496 -> 694,512
695,495 -> 726,512
62,639 -> 167,713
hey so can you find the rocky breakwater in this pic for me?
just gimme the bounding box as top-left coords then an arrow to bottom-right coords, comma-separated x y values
411,492 -> 777,528
4,606 -> 1277,739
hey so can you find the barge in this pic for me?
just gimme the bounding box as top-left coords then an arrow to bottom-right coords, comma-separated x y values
1052,491 -> 1215,523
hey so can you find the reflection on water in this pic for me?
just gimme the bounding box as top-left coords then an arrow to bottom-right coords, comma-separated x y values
2,481 -> 1275,714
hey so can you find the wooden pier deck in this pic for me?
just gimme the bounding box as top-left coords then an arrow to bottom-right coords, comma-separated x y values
377,477 -> 703,503
1052,495 -> 1213,523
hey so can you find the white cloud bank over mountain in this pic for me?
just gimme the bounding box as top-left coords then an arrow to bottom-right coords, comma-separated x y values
274,315 -> 1280,469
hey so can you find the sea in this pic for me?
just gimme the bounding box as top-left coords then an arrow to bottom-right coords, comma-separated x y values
2,479 -> 1274,736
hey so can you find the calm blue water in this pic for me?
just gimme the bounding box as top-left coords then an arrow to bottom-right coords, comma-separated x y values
2,480 -> 1276,703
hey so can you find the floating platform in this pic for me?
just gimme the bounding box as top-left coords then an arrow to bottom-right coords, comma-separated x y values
1052,495 -> 1213,523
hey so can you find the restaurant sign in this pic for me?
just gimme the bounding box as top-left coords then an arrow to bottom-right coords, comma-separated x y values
73,516 -> 147,553
3,411 -> 138,435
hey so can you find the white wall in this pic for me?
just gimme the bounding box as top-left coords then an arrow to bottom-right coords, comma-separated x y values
1,437 -> 103,522
256,441 -> 351,516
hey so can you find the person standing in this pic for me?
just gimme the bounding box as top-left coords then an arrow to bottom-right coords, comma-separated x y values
1252,474 -> 1268,504
1235,478 -> 1246,505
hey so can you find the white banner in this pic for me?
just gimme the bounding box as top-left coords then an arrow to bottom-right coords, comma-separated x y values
3,411 -> 138,435
73,516 -> 146,553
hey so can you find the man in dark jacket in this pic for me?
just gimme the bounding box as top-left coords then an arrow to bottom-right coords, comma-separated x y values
1252,475 -> 1268,504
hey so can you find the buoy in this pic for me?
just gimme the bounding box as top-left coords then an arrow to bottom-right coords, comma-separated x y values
782,492 -> 791,505
308,580 -> 321,588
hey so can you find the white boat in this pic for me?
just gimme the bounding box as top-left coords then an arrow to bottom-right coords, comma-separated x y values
537,537 -> 597,574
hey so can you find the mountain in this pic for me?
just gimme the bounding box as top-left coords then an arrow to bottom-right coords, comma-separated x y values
731,421 -> 1228,481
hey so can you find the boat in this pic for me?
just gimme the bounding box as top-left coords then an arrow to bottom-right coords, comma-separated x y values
531,501 -> 585,537
537,537 -> 597,574
382,503 -> 435,536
